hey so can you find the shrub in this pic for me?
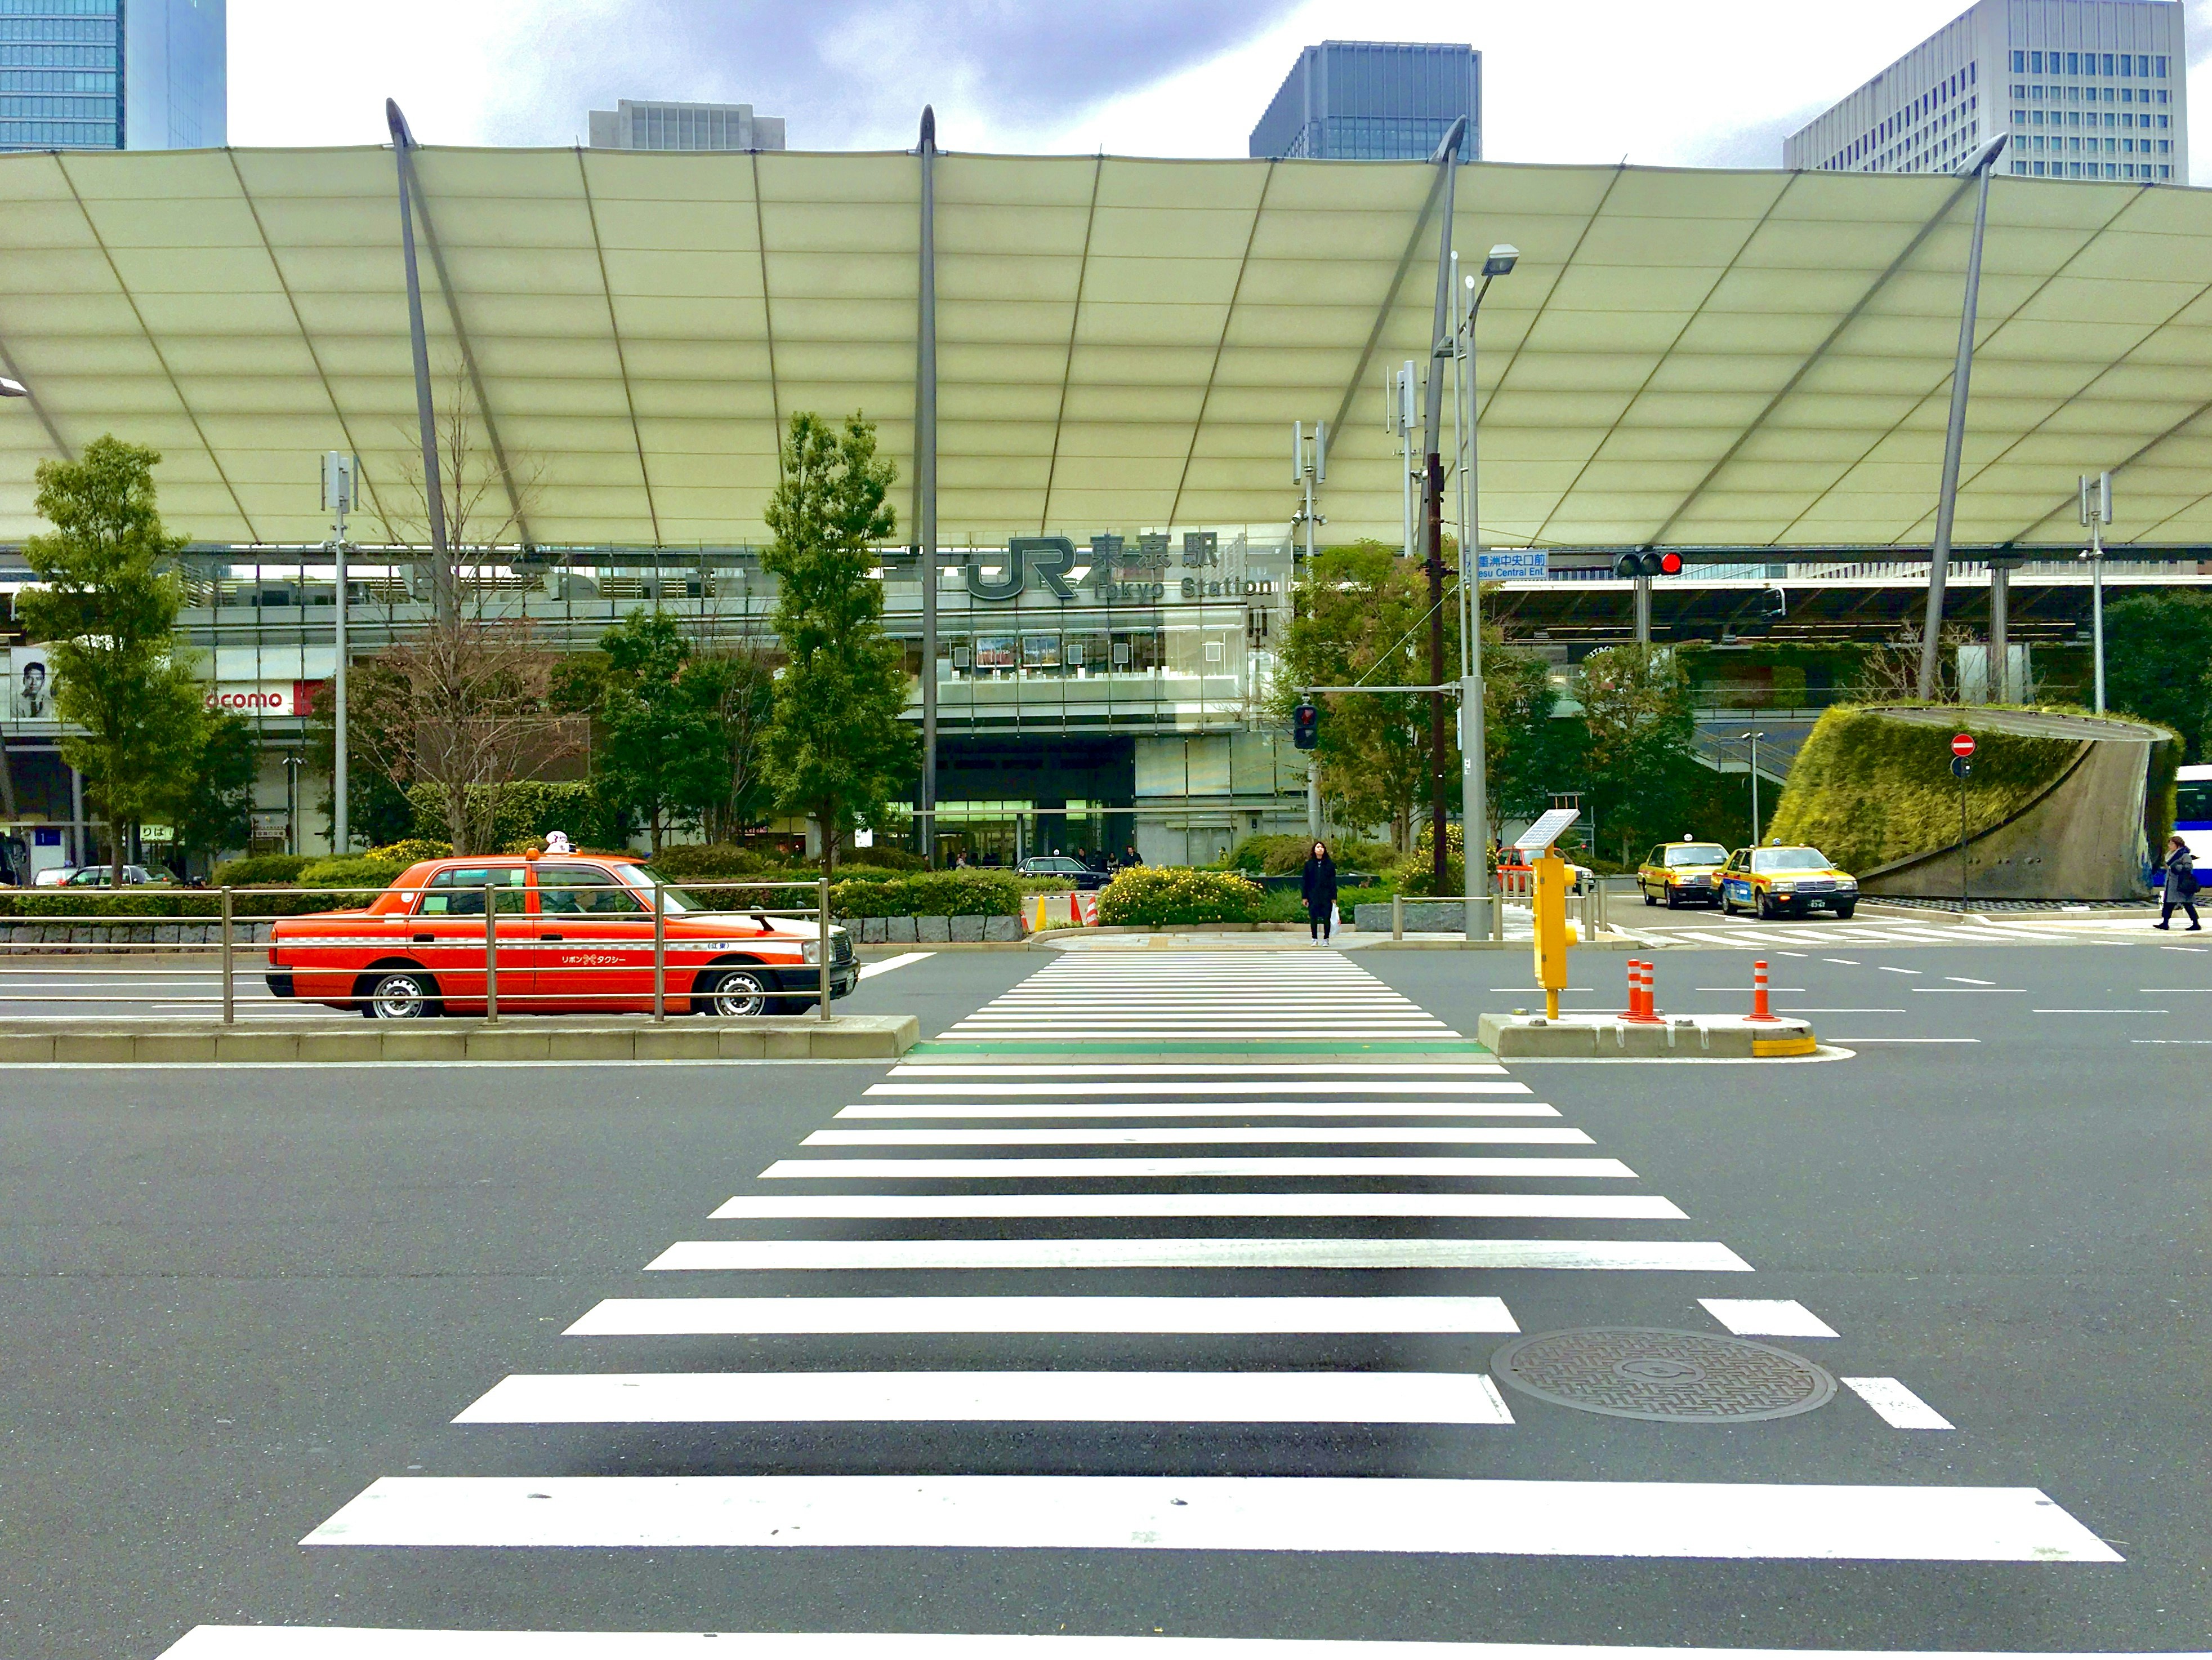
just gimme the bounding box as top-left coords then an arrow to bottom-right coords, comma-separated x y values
649,843 -> 768,880
297,856 -> 408,894
831,869 -> 1021,918
1226,834 -> 1398,876
1096,866 -> 1263,927
848,845 -> 926,871
367,838 -> 451,866
408,780 -> 625,853
213,853 -> 313,887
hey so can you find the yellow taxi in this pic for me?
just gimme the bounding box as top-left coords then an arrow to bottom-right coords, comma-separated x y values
1636,838 -> 1729,909
1718,844 -> 1859,920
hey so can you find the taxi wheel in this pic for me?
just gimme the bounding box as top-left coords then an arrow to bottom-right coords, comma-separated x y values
1834,900 -> 1857,919
704,967 -> 771,1019
1642,884 -> 1657,906
365,970 -> 437,1020
1663,886 -> 1682,910
1756,892 -> 1778,920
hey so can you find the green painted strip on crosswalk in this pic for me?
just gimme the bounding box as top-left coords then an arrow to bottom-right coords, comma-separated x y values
910,1040 -> 1495,1056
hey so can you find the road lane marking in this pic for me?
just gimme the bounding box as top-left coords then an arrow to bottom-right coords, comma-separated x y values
706,1194 -> 1691,1221
866,1081 -> 1535,1096
888,1063 -> 1511,1076
799,1127 -> 1595,1149
2030,1008 -> 2169,1014
758,1156 -> 1638,1180
645,1239 -> 1751,1272
1944,976 -> 1996,985
839,1101 -> 1565,1120
1912,987 -> 2023,994
565,1296 -> 1524,1335
1823,958 -> 1859,964
1877,966 -> 1921,974
453,1370 -> 1518,1426
1843,1377 -> 1954,1429
1831,1037 -> 1980,1044
1699,1298 -> 1838,1338
857,953 -> 934,980
301,1474 -> 2119,1560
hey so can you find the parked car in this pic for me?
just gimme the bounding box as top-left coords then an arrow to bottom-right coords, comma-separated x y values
1496,857 -> 1596,894
31,865 -> 74,887
1636,839 -> 1731,909
1718,844 -> 1859,919
267,852 -> 858,1019
64,864 -> 179,887
1018,855 -> 1109,891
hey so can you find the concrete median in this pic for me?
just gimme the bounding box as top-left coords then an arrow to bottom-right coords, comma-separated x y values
0,1013 -> 918,1065
1477,1012 -> 1819,1059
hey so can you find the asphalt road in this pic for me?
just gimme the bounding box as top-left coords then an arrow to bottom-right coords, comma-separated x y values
4,944 -> 2208,1657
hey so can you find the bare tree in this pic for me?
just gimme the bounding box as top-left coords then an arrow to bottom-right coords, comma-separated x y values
1848,621 -> 1976,705
349,370 -> 579,854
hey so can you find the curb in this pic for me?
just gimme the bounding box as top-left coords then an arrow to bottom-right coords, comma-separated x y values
0,1013 -> 918,1065
1476,1012 -> 1817,1059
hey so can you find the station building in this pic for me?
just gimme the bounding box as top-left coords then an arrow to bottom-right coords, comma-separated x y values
1,136 -> 2210,864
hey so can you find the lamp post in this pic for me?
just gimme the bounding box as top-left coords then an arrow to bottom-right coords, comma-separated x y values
322,452 -> 355,853
283,753 -> 302,857
1457,242 -> 1518,940
1917,133 -> 2010,701
2080,471 -> 2111,715
1740,730 -> 1768,845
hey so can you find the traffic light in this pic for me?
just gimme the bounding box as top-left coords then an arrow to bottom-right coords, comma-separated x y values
1613,552 -> 1684,578
1292,701 -> 1321,751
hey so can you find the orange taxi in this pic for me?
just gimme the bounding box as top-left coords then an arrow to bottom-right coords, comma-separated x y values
266,852 -> 856,1018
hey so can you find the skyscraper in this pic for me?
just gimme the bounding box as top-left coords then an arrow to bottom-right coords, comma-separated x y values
1249,41 -> 1482,163
1785,0 -> 2185,185
587,100 -> 785,152
0,0 -> 226,154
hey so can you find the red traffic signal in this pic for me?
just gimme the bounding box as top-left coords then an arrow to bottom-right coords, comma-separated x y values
1951,732 -> 1976,758
1292,701 -> 1321,751
1656,550 -> 1683,576
1613,551 -> 1684,578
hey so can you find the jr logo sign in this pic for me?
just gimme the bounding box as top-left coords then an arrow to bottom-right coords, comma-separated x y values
964,536 -> 1080,601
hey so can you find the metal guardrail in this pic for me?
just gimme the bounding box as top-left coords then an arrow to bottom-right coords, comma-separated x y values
0,876 -> 841,1023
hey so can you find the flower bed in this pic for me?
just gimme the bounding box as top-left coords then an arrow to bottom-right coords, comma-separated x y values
1095,866 -> 1264,927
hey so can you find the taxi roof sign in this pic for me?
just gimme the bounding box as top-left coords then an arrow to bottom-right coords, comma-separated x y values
1514,807 -> 1581,855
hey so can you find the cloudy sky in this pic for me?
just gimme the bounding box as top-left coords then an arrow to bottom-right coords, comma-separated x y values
231,0 -> 2212,175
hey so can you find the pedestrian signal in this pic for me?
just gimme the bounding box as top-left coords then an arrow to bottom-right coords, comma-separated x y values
1292,701 -> 1321,751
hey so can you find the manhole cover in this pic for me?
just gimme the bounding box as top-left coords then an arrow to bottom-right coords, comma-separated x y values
1491,1327 -> 1836,1422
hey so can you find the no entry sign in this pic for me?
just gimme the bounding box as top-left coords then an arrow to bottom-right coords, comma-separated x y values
1951,732 -> 1977,758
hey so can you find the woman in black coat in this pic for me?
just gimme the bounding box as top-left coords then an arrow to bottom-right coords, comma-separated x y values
2158,834 -> 2200,931
1300,840 -> 1338,944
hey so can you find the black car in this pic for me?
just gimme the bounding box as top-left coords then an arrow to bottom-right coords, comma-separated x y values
1017,855 -> 1109,891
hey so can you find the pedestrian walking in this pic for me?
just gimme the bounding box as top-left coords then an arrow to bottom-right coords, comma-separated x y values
2156,833 -> 2200,931
1301,839 -> 1338,944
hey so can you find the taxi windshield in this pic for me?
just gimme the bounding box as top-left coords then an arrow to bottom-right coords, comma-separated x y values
1753,848 -> 1832,873
1665,844 -> 1728,866
615,864 -> 712,914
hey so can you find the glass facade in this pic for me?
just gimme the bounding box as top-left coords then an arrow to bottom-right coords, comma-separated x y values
0,0 -> 222,154
1250,41 -> 1482,163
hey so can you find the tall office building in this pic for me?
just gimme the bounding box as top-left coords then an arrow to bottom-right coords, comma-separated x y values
1785,0 -> 2185,184
587,100 -> 785,152
0,0 -> 225,153
1249,41 -> 1482,162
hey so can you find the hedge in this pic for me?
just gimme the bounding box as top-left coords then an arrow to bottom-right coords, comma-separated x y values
297,856 -> 409,893
832,870 -> 1020,918
212,853 -> 313,887
1096,866 -> 1263,927
1226,833 -> 1396,876
1766,706 -> 2084,874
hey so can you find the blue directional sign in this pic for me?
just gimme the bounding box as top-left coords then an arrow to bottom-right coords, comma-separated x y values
1477,550 -> 1549,581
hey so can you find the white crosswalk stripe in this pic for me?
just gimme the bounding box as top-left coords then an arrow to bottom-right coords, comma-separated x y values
190,947 -> 2120,1653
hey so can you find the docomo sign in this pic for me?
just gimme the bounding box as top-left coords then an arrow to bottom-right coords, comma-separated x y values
205,680 -> 322,717
1952,732 -> 1977,758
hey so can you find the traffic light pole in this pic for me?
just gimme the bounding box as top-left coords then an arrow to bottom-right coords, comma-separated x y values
1419,117 -> 1468,903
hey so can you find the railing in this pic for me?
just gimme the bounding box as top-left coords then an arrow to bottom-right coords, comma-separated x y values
0,876 -> 842,1023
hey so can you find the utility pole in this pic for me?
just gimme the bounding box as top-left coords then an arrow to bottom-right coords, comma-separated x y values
2081,471 -> 2111,715
1457,242 -> 1518,939
1918,134 -> 2010,700
1740,729 -> 1767,844
323,452 -> 354,853
915,108 -> 940,866
1420,116 -> 1469,897
1295,420 -> 1327,844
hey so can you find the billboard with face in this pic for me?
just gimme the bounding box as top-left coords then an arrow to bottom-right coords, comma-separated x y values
11,646 -> 52,720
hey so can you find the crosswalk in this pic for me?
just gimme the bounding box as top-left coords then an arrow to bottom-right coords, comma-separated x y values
163,950 -> 2121,1655
1625,913 -> 2166,949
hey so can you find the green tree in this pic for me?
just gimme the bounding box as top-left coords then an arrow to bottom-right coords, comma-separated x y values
594,608 -> 727,856
15,436 -> 209,882
305,668 -> 420,851
1276,541 -> 1458,851
167,711 -> 256,871
1481,637 -> 1584,850
2104,591 -> 2212,760
1575,643 -> 1698,865
758,411 -> 916,877
683,644 -> 778,843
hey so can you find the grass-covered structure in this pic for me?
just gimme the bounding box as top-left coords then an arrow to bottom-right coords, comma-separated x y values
1767,705 -> 2175,901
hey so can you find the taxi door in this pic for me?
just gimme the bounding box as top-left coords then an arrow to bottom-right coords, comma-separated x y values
405,866 -> 532,1012
531,862 -> 656,1013
1720,851 -> 1752,913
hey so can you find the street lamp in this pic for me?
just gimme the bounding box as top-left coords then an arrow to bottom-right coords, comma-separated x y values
1456,241 -> 1517,940
2080,470 -> 2112,715
283,753 -> 302,857
1740,730 -> 1768,845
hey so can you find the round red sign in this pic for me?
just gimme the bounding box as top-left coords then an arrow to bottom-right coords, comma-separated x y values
1952,733 -> 1976,757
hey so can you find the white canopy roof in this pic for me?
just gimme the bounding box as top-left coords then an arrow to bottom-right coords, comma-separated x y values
0,143 -> 2204,551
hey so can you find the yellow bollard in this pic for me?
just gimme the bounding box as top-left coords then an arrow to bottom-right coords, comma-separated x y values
1532,852 -> 1570,1021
